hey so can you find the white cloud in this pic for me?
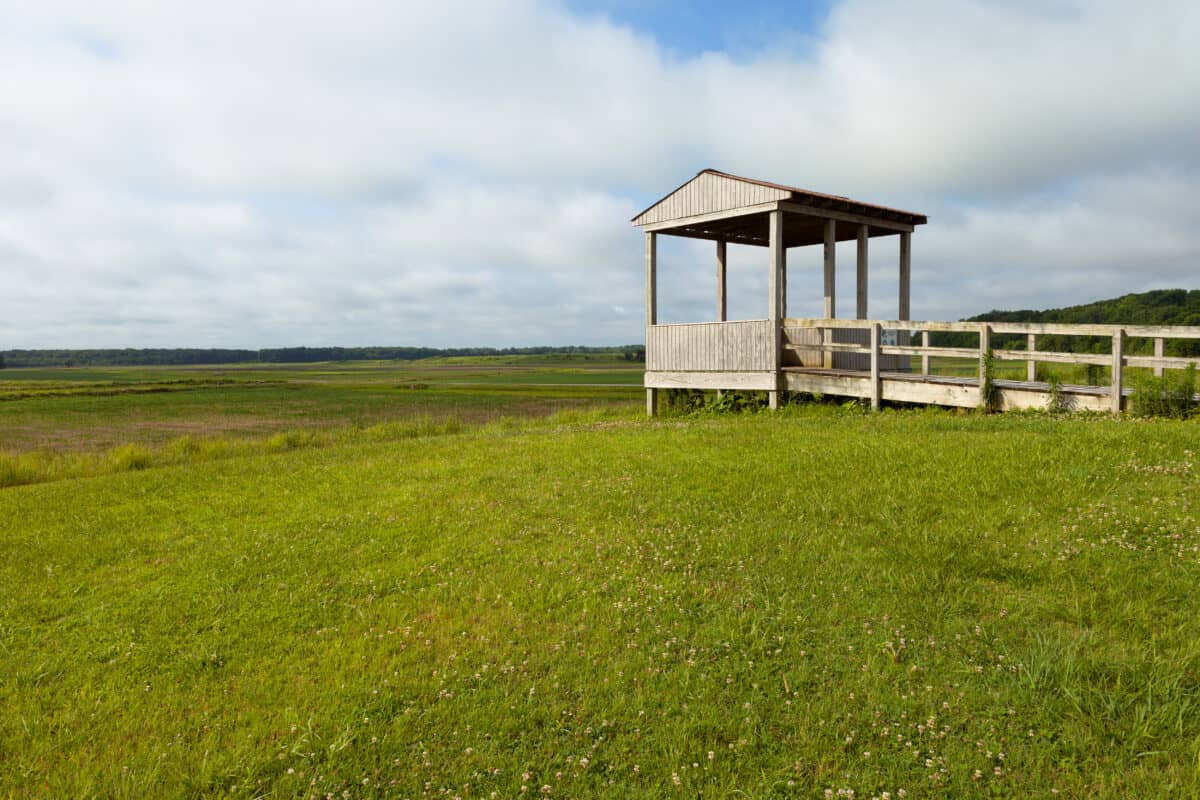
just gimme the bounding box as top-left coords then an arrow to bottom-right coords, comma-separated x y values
0,0 -> 1197,347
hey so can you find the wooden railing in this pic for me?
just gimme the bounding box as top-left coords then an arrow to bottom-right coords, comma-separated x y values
784,318 -> 1200,412
646,320 -> 775,372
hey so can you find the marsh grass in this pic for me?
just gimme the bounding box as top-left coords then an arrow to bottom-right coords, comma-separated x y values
0,417 -> 466,488
0,360 -> 642,454
0,409 -> 649,489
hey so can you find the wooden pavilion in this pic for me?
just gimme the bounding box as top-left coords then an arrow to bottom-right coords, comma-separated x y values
634,169 -> 1200,415
634,169 -> 927,412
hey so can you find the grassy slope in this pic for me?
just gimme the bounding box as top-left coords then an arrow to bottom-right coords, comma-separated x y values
3,409 -> 1199,798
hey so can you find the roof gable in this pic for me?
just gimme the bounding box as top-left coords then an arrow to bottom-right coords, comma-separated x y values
632,170 -> 789,226
632,169 -> 927,228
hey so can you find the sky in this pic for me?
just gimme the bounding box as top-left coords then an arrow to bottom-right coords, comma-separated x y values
1,0 -> 1198,349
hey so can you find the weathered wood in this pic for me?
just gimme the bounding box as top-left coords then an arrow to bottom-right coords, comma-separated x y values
778,201 -> 914,233
782,368 -> 1121,412
645,232 -> 657,327
835,327 -> 871,371
823,220 -> 836,368
1111,329 -> 1124,415
870,322 -> 881,410
1154,337 -> 1164,377
898,232 -> 911,321
781,248 -> 788,319
782,327 -> 898,372
768,210 -> 784,411
823,220 -> 836,317
979,323 -> 991,393
634,172 -> 789,226
1026,333 -> 1037,382
769,211 -> 784,323
786,342 -> 872,354
880,345 -> 978,358
645,320 -> 775,372
640,201 -> 781,233
856,224 -> 868,319
785,370 -> 867,400
781,326 -> 824,368
784,317 -> 994,334
992,349 -> 1111,367
988,321 -> 1200,339
1125,354 -> 1200,371
993,384 -> 1110,414
645,370 -> 776,390
651,316 -> 1200,414
787,371 -> 1113,412
716,239 -> 727,322
644,231 -> 656,420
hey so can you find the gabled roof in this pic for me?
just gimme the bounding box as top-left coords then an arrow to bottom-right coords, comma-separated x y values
632,169 -> 928,228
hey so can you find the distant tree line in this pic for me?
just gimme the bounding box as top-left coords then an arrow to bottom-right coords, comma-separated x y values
931,289 -> 1200,356
0,344 -> 646,368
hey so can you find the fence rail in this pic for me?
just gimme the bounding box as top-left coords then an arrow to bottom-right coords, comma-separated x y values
646,317 -> 1200,413
781,318 -> 1200,412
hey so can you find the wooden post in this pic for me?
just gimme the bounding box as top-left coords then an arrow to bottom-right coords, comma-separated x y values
768,210 -> 784,410
716,238 -> 727,401
856,224 -> 868,319
1026,333 -> 1037,383
646,231 -> 657,417
897,232 -> 911,359
823,219 -> 836,369
979,323 -> 991,405
1111,329 -> 1124,415
1154,337 -> 1164,377
921,331 -> 930,375
646,231 -> 657,326
716,239 -> 727,322
781,248 -> 787,319
870,322 -> 881,410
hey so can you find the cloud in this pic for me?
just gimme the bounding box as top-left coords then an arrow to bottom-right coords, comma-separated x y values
0,0 -> 1197,347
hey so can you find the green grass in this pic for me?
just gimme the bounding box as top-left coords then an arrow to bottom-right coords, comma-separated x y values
3,405 -> 1200,798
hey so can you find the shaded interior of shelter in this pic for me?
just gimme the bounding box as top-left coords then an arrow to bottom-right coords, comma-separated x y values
655,209 -> 910,249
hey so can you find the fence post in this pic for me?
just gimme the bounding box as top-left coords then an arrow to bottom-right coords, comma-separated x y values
1154,337 -> 1164,378
1026,333 -> 1037,382
921,331 -> 930,375
978,323 -> 991,401
1111,329 -> 1124,415
870,322 -> 881,410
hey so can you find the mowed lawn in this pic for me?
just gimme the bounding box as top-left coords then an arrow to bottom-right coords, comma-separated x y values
3,409 -> 1200,798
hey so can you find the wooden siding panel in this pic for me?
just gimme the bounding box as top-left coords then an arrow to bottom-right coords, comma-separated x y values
646,320 -> 775,372
634,173 -> 790,226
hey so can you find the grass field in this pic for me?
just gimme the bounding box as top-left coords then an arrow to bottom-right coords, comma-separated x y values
3,360 -> 1200,798
0,359 -> 643,455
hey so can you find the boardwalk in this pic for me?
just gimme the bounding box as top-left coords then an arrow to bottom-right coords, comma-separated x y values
646,317 -> 1200,414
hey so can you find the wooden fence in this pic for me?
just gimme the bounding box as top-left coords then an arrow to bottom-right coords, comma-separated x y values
783,318 -> 1200,412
